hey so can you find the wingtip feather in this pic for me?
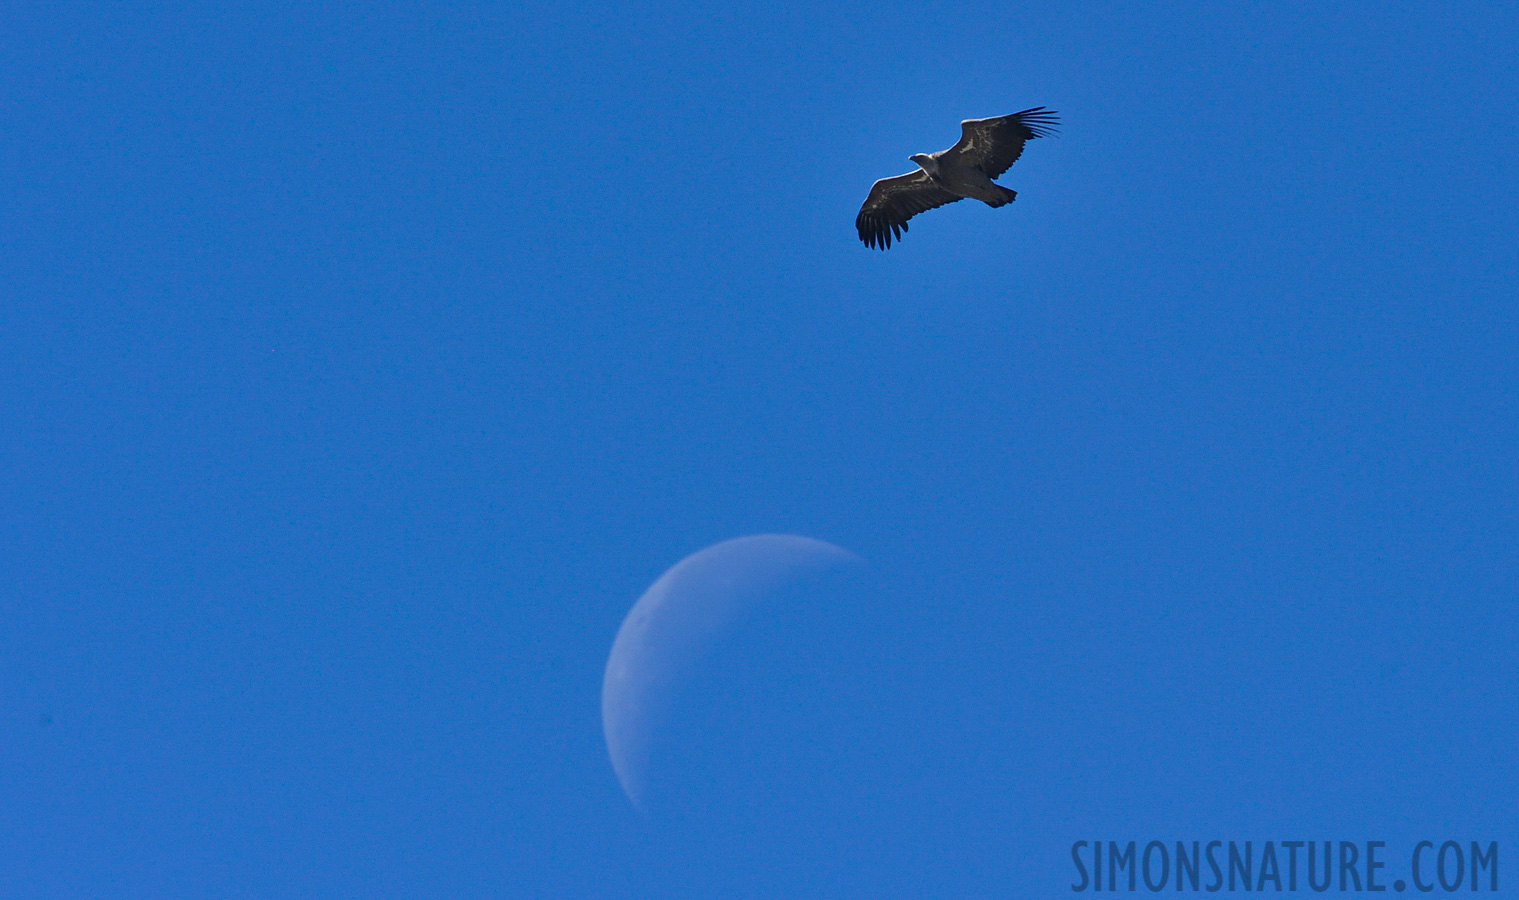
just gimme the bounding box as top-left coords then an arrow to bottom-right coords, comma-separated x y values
1013,106 -> 1060,138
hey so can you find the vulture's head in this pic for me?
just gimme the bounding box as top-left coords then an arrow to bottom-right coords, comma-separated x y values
909,153 -> 939,178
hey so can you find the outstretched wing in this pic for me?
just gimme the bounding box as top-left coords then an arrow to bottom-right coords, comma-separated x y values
855,171 -> 962,249
945,107 -> 1059,179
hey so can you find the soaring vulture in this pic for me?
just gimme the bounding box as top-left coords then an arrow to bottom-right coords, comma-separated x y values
855,107 -> 1058,249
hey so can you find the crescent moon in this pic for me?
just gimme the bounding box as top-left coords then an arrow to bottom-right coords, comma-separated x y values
601,534 -> 860,810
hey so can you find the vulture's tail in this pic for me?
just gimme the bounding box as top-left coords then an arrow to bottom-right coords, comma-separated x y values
986,186 -> 1017,208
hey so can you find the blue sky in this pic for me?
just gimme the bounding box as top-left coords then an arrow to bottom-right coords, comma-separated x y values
3,1 -> 1517,896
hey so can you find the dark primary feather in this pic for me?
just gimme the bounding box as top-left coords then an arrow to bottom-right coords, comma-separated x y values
854,171 -> 962,250
947,107 -> 1059,179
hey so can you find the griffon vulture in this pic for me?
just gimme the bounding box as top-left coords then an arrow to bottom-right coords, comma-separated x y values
856,107 -> 1058,249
